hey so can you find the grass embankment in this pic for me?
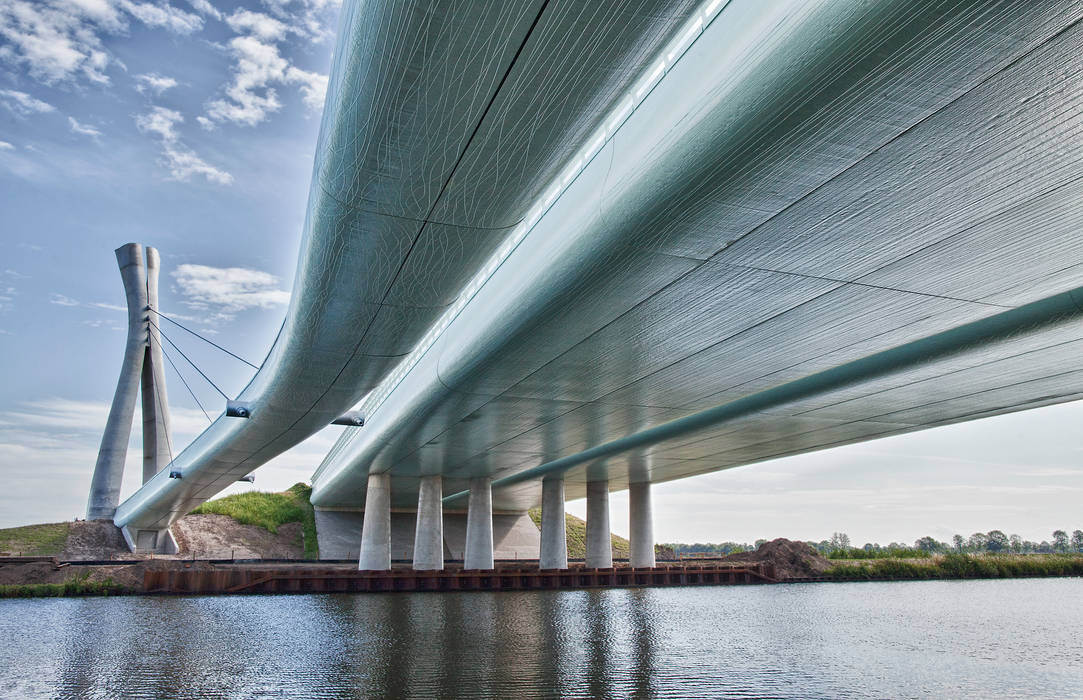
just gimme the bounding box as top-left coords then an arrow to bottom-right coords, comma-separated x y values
0,573 -> 127,598
190,483 -> 318,558
0,522 -> 71,556
528,509 -> 630,560
826,553 -> 1083,581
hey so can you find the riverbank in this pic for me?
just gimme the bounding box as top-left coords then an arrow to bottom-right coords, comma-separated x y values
823,552 -> 1083,581
3,546 -> 1080,597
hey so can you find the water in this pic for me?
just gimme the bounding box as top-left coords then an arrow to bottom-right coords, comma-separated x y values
1,578 -> 1081,699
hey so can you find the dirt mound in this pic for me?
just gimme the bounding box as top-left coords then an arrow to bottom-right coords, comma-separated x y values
172,514 -> 304,559
63,520 -> 131,560
722,538 -> 831,580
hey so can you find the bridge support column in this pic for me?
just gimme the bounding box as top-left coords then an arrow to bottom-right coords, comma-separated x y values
358,472 -> 391,570
585,480 -> 612,568
87,244 -> 149,520
464,477 -> 494,570
413,475 -> 444,570
540,476 -> 567,569
629,481 -> 655,567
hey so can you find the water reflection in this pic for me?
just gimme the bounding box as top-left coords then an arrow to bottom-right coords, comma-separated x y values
2,580 -> 1082,698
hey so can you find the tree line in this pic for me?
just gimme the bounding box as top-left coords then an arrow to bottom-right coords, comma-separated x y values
662,529 -> 1083,558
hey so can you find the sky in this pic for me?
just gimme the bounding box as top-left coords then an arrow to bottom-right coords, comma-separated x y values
1,0 -> 1081,547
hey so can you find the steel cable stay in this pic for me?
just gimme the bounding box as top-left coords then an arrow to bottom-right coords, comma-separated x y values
148,317 -> 232,401
146,306 -> 260,370
151,332 -> 212,424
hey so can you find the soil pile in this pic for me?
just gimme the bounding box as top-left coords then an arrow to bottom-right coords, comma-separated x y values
172,514 -> 305,559
722,538 -> 831,579
63,521 -> 131,560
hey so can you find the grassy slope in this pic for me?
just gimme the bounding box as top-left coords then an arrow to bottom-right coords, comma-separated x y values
190,483 -> 318,558
0,522 -> 71,556
528,509 -> 630,559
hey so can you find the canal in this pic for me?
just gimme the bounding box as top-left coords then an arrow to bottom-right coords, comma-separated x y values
1,578 -> 1080,698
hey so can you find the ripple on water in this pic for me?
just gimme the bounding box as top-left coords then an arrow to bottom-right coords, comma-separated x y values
0,578 -> 1081,699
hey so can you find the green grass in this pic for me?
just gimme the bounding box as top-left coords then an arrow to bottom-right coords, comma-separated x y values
0,522 -> 71,556
190,483 -> 318,558
829,547 -> 930,559
0,573 -> 127,598
826,553 -> 1083,581
528,509 -> 630,560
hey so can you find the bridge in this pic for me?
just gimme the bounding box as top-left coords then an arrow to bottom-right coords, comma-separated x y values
93,0 -> 1083,568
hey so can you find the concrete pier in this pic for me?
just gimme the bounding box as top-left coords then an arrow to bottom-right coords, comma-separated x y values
141,246 -> 172,484
413,475 -> 444,570
464,477 -> 494,570
585,480 -> 612,569
540,477 -> 567,569
358,473 -> 392,570
629,481 -> 655,568
87,244 -> 149,520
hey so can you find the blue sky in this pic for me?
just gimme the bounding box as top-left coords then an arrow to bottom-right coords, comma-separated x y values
1,0 -> 1080,546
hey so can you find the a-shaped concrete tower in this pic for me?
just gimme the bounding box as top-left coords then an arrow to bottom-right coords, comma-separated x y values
86,243 -> 173,520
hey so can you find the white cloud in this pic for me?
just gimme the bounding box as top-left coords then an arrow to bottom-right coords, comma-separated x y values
258,0 -> 339,43
135,105 -> 233,184
185,0 -> 221,20
0,88 -> 56,116
89,301 -> 127,312
204,17 -> 329,127
225,8 -> 286,40
68,116 -> 102,138
134,72 -> 178,95
0,0 -> 202,86
121,0 -> 202,34
0,141 -> 13,150
288,65 -> 327,110
172,263 -> 289,314
49,293 -> 81,306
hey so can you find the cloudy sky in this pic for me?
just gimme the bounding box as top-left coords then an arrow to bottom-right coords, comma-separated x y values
1,0 -> 1081,547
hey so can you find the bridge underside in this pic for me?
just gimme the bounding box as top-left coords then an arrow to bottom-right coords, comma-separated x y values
312,0 -> 1083,514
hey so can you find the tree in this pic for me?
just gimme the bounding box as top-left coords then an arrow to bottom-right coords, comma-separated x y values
952,534 -> 965,552
1053,530 -> 1069,553
968,532 -> 988,552
986,530 -> 1009,553
1072,530 -> 1083,553
829,532 -> 851,551
1009,534 -> 1023,554
915,536 -> 941,553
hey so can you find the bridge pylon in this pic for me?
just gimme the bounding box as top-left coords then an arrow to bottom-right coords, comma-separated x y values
86,243 -> 174,523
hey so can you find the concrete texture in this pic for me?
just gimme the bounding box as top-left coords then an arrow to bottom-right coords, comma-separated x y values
88,243 -> 149,520
358,473 -> 391,570
464,477 -> 494,569
585,481 -> 612,569
413,475 -> 443,570
492,512 -> 541,560
540,477 -> 567,569
629,481 -> 655,568
141,246 -> 172,484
